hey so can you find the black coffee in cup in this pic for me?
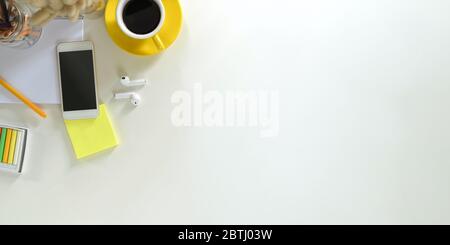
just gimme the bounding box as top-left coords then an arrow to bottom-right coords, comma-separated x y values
122,0 -> 162,35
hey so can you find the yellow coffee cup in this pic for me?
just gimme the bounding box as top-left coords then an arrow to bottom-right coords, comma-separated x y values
116,0 -> 166,50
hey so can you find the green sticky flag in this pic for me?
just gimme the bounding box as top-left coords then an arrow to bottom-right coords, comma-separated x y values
0,128 -> 6,161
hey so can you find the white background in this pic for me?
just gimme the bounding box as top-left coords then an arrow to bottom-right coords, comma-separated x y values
1,0 -> 450,224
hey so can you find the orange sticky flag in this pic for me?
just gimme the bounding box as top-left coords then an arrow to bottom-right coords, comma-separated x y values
2,129 -> 12,163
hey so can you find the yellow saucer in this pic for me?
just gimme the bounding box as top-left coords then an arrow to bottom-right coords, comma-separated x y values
105,0 -> 183,56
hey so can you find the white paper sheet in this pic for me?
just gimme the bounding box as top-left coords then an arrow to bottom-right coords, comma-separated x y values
0,19 -> 83,104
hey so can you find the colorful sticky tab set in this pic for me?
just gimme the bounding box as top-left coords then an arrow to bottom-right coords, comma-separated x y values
0,125 -> 27,173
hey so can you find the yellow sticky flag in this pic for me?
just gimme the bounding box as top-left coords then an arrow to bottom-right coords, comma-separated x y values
7,130 -> 17,164
64,104 -> 119,159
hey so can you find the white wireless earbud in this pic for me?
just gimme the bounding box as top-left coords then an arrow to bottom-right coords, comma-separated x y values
120,76 -> 148,87
114,92 -> 141,106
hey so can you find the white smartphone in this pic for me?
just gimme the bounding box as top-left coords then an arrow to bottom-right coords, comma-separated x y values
57,41 -> 99,120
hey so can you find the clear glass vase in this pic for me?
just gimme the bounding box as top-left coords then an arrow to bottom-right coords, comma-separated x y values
0,0 -> 41,49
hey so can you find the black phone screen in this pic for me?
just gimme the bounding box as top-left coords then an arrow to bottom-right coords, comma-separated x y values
59,50 -> 97,112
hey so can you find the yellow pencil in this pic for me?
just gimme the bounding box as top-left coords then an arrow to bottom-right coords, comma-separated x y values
0,77 -> 47,118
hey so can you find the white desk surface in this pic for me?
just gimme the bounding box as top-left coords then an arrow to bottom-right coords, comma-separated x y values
1,0 -> 450,224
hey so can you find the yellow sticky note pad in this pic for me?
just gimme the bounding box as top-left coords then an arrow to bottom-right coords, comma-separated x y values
65,104 -> 119,159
